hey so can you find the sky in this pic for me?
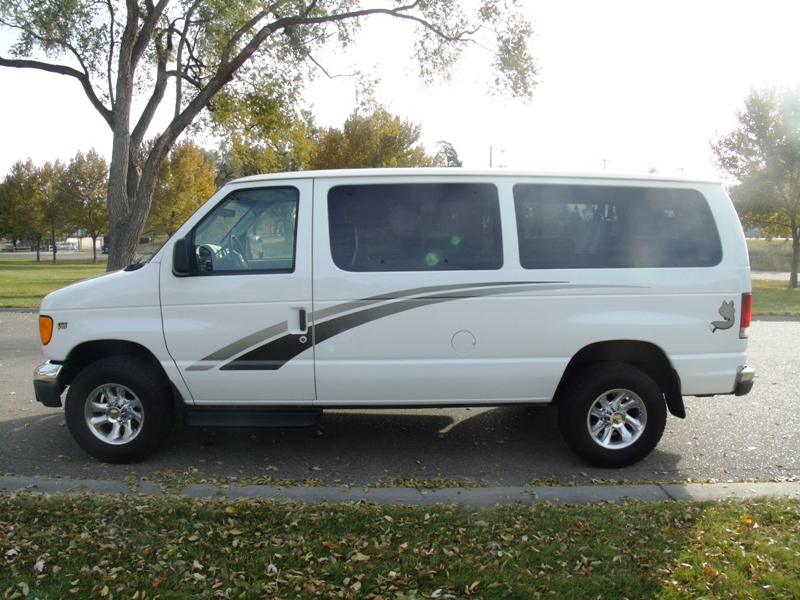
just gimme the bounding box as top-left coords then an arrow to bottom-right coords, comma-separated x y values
1,1 -> 799,179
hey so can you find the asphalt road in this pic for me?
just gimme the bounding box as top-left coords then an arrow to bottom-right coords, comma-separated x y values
1,312 -> 797,486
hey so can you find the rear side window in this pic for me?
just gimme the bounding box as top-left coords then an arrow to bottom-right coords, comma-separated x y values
328,183 -> 503,271
513,184 -> 722,269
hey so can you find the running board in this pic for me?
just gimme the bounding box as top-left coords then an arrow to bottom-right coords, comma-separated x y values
183,406 -> 322,428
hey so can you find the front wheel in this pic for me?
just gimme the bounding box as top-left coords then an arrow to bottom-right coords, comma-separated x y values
558,362 -> 667,468
65,356 -> 174,463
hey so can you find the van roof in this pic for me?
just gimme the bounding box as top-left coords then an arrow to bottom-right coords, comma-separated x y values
228,168 -> 721,186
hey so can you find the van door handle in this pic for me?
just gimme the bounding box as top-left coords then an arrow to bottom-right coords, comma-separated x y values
299,308 -> 307,332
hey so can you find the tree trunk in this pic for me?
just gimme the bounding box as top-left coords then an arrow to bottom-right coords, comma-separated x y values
107,203 -> 145,270
790,225 -> 799,289
92,235 -> 98,263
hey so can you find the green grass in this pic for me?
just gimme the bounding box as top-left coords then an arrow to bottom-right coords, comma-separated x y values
0,258 -> 107,308
752,279 -> 800,317
1,492 -> 798,599
2,257 -> 799,316
747,238 -> 795,272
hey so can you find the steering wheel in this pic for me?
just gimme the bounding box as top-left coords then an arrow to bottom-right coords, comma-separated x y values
229,234 -> 249,269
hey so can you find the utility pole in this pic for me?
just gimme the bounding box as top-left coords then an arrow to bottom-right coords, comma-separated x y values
600,158 -> 610,171
490,145 -> 505,168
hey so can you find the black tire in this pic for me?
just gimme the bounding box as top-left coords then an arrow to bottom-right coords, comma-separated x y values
557,362 -> 667,468
64,356 -> 174,463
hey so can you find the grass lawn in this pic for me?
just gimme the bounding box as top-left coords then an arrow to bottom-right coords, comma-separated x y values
2,257 -> 799,316
752,279 -> 800,317
747,238 -> 795,272
1,492 -> 798,599
0,258 -> 107,308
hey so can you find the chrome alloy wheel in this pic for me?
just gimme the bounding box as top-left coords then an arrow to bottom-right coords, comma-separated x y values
587,389 -> 648,450
83,384 -> 144,445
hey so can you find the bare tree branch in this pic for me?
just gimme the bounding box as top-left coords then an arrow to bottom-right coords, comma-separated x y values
131,38 -> 169,155
221,9 -> 270,67
131,0 -> 170,70
306,53 -> 356,80
0,56 -> 113,126
105,0 -> 117,104
174,0 -> 204,117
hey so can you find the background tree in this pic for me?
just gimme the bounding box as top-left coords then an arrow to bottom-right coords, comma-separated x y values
309,107 -> 443,169
0,159 -> 41,253
712,86 -> 800,288
0,0 -> 536,271
146,139 -> 217,238
39,160 -> 70,263
63,150 -> 109,263
214,111 -> 318,186
437,140 -> 463,167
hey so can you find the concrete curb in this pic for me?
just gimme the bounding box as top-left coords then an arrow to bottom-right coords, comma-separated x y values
1,476 -> 798,506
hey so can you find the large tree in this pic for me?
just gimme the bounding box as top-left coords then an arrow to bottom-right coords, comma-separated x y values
712,87 -> 800,288
0,0 -> 536,271
309,107 -> 442,169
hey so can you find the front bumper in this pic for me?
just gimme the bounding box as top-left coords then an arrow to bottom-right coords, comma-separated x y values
734,366 -> 756,396
33,361 -> 65,407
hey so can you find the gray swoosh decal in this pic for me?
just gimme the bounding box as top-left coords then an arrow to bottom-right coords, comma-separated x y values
187,321 -> 288,371
192,281 -> 646,372
309,281 -> 564,321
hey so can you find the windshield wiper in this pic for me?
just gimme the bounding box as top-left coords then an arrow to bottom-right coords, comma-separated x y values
124,253 -> 153,272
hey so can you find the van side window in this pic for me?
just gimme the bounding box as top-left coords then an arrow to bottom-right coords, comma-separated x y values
328,183 -> 503,271
513,185 -> 723,269
191,187 -> 298,274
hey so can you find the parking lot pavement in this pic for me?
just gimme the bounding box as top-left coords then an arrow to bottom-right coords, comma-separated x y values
1,314 -> 798,488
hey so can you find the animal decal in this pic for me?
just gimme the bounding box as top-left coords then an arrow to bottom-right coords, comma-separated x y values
710,301 -> 735,332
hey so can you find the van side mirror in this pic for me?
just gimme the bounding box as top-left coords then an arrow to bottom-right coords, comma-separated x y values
172,237 -> 191,276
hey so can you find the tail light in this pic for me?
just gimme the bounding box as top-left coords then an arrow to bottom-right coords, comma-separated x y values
740,293 -> 752,339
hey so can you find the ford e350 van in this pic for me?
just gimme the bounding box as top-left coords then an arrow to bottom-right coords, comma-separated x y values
33,169 -> 755,468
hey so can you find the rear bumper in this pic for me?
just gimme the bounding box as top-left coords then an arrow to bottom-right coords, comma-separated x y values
734,366 -> 756,396
33,361 -> 65,407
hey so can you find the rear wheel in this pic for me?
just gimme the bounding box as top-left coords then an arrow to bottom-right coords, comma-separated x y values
65,356 -> 174,463
558,362 -> 667,468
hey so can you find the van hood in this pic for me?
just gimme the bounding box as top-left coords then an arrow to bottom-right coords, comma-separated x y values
39,262 -> 161,312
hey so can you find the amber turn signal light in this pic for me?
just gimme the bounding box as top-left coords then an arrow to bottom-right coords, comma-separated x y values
39,316 -> 54,345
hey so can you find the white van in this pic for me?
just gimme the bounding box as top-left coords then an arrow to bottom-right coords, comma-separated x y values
33,169 -> 754,468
